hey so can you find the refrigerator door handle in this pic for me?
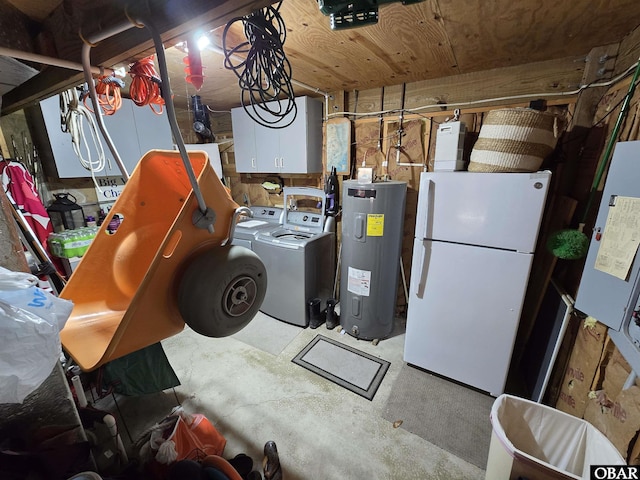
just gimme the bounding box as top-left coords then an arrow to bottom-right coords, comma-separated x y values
411,240 -> 427,298
416,178 -> 432,240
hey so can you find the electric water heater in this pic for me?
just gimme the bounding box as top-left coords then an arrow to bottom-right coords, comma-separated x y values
340,180 -> 407,340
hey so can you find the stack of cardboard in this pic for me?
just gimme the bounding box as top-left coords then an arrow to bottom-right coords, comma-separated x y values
556,316 -> 640,462
585,345 -> 640,462
556,318 -> 609,418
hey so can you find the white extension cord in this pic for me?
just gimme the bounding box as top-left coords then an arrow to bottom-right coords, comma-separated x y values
60,88 -> 107,191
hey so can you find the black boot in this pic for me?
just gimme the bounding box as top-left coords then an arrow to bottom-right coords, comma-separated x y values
307,298 -> 324,329
263,440 -> 282,480
325,298 -> 339,330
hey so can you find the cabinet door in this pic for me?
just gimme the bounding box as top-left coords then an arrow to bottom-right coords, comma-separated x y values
40,95 -> 87,178
39,96 -> 153,178
131,105 -> 174,159
41,95 -> 136,178
99,99 -> 140,177
252,99 -> 292,173
278,99 -> 307,173
231,106 -> 258,172
279,97 -> 323,174
254,122 -> 282,173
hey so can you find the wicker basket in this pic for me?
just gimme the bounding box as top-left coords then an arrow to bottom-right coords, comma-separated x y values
469,108 -> 559,173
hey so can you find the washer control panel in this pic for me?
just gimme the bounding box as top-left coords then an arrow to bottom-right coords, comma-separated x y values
286,211 -> 323,232
248,206 -> 283,222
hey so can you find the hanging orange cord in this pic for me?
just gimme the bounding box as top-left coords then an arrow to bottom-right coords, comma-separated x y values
129,55 -> 165,114
84,75 -> 124,115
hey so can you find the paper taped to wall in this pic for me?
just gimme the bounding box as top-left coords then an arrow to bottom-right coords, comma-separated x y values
595,196 -> 640,280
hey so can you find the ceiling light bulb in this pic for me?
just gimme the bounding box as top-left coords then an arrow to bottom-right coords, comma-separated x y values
197,35 -> 210,51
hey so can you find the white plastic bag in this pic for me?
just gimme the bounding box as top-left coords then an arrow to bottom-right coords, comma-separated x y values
0,266 -> 72,331
0,267 -> 74,403
0,267 -> 39,289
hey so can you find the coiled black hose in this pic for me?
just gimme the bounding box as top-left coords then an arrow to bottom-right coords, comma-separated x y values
222,1 -> 297,128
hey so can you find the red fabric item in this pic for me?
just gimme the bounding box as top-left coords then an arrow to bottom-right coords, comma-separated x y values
0,160 -> 52,246
0,160 -> 65,277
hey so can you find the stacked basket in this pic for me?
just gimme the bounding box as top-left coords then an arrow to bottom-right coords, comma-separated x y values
469,108 -> 559,173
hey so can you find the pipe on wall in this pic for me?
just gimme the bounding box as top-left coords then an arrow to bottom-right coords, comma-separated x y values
0,46 -> 110,75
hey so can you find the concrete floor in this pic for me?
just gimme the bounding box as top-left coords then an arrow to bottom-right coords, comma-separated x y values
108,312 -> 487,480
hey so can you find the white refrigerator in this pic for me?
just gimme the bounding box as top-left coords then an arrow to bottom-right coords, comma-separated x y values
404,170 -> 551,396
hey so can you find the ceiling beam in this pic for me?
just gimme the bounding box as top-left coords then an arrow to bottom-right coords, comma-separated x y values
1,0 -> 272,115
0,0 -> 36,53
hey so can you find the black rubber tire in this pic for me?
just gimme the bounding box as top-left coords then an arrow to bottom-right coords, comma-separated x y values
177,245 -> 267,337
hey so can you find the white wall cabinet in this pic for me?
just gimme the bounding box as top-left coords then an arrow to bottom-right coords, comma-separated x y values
38,95 -> 174,178
182,143 -> 223,179
231,96 -> 323,174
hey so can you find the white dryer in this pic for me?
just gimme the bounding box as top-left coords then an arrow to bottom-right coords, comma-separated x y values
252,188 -> 336,327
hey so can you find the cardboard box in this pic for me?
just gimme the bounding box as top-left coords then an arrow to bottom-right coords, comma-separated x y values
584,344 -> 640,461
601,346 -> 633,398
555,318 -> 608,418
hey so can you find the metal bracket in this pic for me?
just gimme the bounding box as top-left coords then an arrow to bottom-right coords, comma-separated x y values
192,207 -> 217,233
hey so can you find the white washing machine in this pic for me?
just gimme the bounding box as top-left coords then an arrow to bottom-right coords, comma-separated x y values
252,188 -> 336,327
230,205 -> 284,250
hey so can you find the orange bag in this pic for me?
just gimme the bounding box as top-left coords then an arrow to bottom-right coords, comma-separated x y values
154,412 -> 226,465
169,413 -> 226,460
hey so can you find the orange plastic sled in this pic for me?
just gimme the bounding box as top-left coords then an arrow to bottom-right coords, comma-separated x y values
60,150 -> 266,372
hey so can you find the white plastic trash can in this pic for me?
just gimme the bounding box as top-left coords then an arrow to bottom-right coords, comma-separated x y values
485,394 -> 625,480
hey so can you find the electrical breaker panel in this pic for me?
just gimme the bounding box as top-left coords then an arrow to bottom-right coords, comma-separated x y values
575,140 -> 640,372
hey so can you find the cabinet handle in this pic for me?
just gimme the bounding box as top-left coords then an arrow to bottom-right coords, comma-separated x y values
251,158 -> 256,169
279,157 -> 284,168
274,157 -> 279,168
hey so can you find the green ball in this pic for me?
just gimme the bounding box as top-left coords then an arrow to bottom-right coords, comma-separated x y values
547,229 -> 590,260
